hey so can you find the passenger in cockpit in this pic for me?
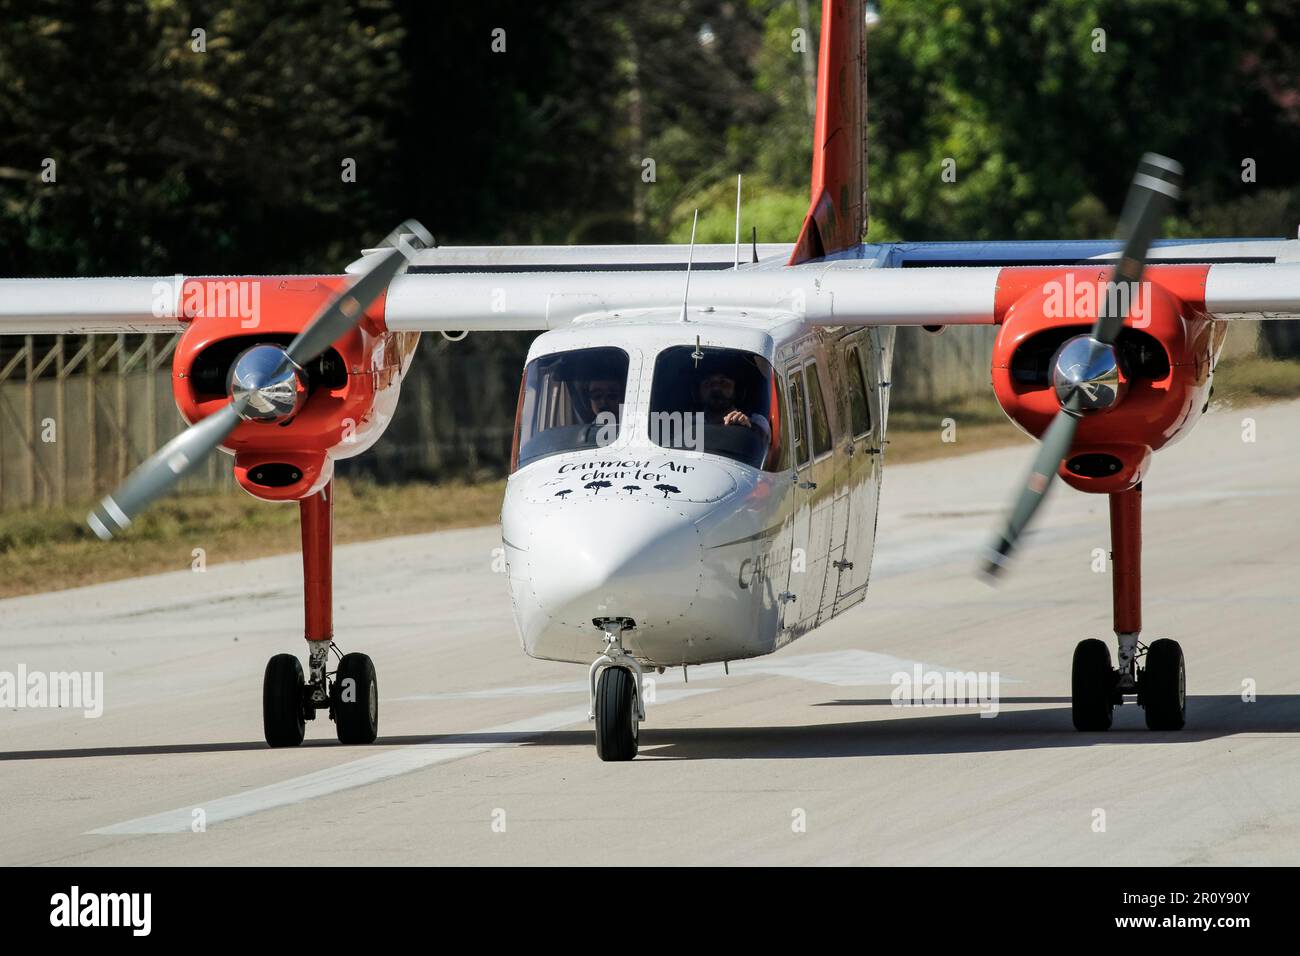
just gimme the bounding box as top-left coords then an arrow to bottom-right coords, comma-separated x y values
585,378 -> 624,423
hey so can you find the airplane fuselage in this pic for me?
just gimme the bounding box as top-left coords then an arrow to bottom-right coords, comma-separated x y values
501,310 -> 895,668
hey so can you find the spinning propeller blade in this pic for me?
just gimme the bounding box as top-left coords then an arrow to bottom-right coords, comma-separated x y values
981,155 -> 1181,577
87,221 -> 430,539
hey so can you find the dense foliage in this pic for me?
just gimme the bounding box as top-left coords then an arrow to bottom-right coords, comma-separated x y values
3,0 -> 1298,275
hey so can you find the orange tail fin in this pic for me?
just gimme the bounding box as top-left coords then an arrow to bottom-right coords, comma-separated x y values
789,0 -> 868,265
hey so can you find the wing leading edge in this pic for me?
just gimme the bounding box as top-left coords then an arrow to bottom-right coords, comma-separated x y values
6,253 -> 1300,335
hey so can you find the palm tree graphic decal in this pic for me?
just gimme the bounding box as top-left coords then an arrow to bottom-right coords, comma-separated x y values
654,483 -> 680,499
585,480 -> 612,495
554,489 -> 572,499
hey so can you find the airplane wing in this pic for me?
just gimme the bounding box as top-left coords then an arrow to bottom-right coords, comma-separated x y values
0,277 -> 190,333
5,239 -> 1300,335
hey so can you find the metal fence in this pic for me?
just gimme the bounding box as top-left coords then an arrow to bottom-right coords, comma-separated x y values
0,321 -> 1281,512
0,333 -> 527,511
0,333 -> 237,510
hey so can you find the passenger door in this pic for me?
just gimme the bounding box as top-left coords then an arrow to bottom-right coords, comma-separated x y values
782,364 -> 813,633
812,359 -> 852,623
835,338 -> 882,608
785,359 -> 835,632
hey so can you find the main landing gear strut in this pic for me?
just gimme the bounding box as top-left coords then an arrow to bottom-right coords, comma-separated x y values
1071,485 -> 1185,732
261,482 -> 380,747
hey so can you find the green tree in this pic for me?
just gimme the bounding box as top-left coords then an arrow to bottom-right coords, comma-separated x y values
866,0 -> 1300,241
0,0 -> 403,276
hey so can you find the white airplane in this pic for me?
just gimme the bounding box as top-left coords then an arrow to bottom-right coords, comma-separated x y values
4,0 -> 1300,760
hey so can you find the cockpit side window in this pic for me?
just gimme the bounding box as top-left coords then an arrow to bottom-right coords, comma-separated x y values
512,346 -> 629,471
648,346 -> 781,470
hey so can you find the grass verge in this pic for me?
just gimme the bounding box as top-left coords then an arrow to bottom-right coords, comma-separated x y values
0,480 -> 504,599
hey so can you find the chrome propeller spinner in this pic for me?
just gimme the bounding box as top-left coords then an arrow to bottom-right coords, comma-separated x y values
1051,335 -> 1125,413
228,344 -> 306,423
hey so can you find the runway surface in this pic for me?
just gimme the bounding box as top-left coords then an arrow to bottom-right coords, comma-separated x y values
2,399 -> 1298,865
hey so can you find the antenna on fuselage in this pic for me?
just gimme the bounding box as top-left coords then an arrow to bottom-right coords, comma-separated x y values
679,208 -> 699,323
751,226 -> 758,264
733,174 -> 743,270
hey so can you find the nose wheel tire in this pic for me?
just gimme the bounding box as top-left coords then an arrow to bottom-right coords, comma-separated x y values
333,652 -> 379,744
263,653 -> 307,747
594,666 -> 639,761
1141,638 -> 1186,730
1071,638 -> 1115,731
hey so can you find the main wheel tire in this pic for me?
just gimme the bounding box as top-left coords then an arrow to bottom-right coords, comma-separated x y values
1072,638 -> 1115,731
335,652 -> 379,744
263,654 -> 306,747
1143,638 -> 1186,731
594,666 -> 639,761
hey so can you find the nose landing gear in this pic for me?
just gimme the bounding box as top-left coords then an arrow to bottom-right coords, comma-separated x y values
594,667 -> 639,761
589,618 -> 644,761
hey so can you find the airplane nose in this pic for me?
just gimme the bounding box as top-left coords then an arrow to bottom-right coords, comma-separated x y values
524,502 -> 704,630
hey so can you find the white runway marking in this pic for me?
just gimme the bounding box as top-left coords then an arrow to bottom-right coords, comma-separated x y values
87,689 -> 714,836
737,649 -> 1018,686
394,680 -> 585,701
393,650 -> 1006,700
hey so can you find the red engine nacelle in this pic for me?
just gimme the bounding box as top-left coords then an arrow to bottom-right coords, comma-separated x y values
991,265 -> 1227,494
172,277 -> 419,501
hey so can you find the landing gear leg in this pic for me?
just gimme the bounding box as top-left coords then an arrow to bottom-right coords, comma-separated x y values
588,618 -> 643,761
1115,631 -> 1140,697
306,639 -> 332,715
1070,485 -> 1187,733
260,482 -> 381,747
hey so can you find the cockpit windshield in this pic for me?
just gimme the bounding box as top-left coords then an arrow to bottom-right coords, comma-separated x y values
648,345 -> 783,470
513,347 -> 629,470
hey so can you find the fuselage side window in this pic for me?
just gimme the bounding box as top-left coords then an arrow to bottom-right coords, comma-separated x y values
844,343 -> 872,439
788,367 -> 809,468
804,361 -> 833,458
